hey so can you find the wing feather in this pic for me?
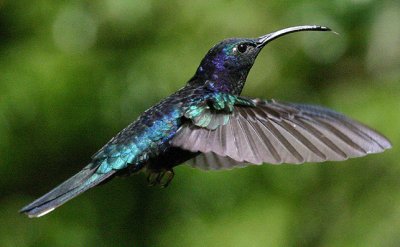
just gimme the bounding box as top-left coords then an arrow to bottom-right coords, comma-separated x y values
172,99 -> 391,170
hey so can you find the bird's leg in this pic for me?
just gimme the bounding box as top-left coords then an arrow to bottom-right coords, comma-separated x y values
147,172 -> 159,186
158,170 -> 174,188
146,169 -> 175,187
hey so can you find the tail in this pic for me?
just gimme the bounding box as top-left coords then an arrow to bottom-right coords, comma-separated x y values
20,163 -> 116,218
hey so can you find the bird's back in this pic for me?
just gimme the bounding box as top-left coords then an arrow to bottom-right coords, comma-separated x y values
90,83 -> 208,174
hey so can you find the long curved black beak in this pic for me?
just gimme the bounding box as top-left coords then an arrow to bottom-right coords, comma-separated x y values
256,25 -> 332,48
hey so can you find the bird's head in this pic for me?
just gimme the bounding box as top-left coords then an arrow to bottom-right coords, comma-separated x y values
192,25 -> 332,94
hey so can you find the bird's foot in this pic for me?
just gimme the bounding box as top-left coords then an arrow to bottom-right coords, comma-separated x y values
147,169 -> 175,188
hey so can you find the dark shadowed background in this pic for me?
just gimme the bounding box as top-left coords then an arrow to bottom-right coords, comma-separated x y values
1,1 -> 399,246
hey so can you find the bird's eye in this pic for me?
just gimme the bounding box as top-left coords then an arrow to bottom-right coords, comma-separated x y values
237,44 -> 248,53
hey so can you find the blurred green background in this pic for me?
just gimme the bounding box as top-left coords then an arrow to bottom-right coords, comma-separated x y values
0,0 -> 399,246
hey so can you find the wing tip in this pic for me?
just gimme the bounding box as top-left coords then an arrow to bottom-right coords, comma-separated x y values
368,132 -> 392,153
380,137 -> 392,150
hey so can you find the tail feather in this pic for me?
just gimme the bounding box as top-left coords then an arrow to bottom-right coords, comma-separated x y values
20,163 -> 115,218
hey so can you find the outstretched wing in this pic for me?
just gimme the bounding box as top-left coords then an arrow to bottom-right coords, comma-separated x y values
172,98 -> 391,170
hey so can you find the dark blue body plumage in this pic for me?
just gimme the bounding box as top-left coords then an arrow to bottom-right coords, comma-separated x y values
93,83 -> 239,174
20,25 -> 391,217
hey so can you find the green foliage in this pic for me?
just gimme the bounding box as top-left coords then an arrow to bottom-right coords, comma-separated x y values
1,0 -> 399,246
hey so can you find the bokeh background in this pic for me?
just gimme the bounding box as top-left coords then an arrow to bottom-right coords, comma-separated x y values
1,1 -> 399,246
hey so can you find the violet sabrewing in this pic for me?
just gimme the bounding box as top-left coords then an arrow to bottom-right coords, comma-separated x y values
20,25 -> 391,217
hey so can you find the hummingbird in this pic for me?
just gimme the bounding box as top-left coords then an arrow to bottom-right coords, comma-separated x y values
20,25 -> 391,218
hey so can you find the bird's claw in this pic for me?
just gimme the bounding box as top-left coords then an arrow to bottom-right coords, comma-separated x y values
160,170 -> 174,188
